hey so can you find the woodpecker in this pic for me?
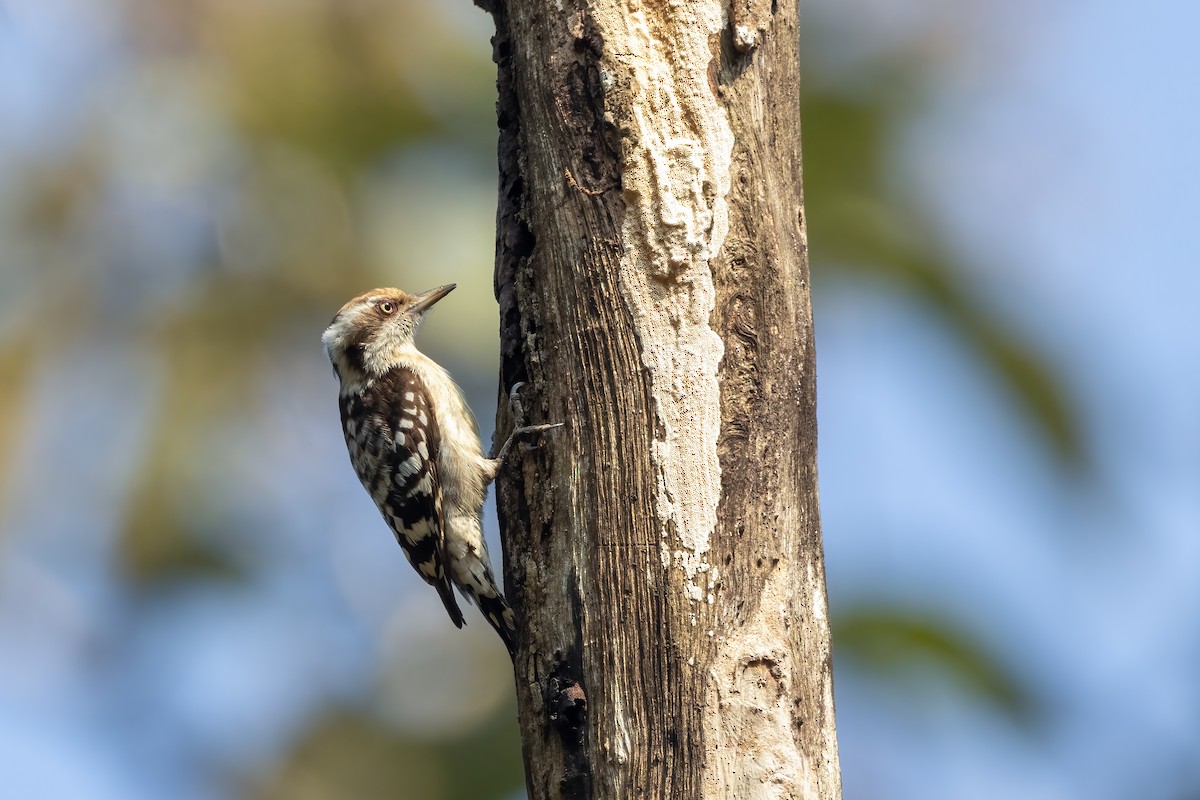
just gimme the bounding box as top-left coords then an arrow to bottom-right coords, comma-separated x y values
322,284 -> 558,656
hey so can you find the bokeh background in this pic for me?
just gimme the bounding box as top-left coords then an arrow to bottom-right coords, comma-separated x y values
0,0 -> 1195,798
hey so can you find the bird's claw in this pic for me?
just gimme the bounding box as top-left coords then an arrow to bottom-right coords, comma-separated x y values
508,381 -> 529,428
492,384 -> 563,464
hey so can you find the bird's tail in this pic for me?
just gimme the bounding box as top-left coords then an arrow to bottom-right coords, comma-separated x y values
475,592 -> 517,658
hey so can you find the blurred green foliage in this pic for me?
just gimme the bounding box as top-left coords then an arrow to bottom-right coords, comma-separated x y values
834,607 -> 1038,726
803,88 -> 1084,469
0,339 -> 34,502
247,702 -> 523,800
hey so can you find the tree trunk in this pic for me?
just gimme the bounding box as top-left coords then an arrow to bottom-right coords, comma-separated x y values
482,1 -> 840,797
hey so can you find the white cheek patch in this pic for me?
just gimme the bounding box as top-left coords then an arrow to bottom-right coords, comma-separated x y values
320,323 -> 347,354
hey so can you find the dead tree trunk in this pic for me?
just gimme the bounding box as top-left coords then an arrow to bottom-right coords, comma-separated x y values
482,1 -> 841,797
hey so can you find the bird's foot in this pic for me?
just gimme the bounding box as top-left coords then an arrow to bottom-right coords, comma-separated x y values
491,382 -> 563,465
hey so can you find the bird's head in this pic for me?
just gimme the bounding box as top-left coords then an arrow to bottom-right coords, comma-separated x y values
322,283 -> 455,384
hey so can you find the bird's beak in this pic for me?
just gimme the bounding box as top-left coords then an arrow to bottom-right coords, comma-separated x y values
408,283 -> 456,315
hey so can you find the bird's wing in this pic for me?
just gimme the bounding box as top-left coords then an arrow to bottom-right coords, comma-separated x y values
376,368 -> 464,629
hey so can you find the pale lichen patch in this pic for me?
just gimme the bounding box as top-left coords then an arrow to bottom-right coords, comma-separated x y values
595,0 -> 732,606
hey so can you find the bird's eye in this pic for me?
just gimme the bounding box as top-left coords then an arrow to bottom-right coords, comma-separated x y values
377,301 -> 397,316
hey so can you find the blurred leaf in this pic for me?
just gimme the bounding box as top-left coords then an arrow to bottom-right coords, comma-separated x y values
436,700 -> 526,800
803,85 -> 1085,469
202,1 -> 445,172
954,308 -> 1082,468
16,146 -> 105,235
0,338 -> 36,510
119,496 -> 244,584
247,709 -> 447,800
834,607 -> 1039,726
245,703 -> 523,800
802,91 -> 893,203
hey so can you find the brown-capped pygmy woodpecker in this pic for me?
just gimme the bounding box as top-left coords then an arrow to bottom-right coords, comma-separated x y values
322,284 -> 559,656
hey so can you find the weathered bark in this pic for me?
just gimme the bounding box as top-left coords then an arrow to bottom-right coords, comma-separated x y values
483,1 -> 840,797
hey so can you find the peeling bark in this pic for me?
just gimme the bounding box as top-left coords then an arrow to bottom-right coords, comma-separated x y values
481,1 -> 840,797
